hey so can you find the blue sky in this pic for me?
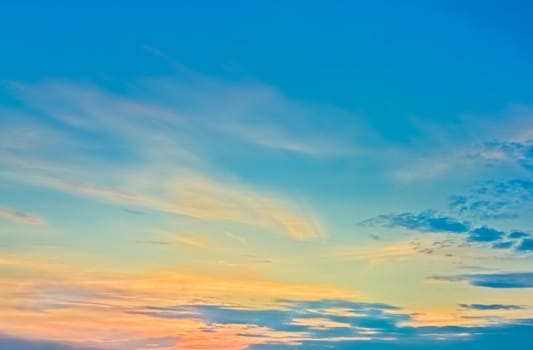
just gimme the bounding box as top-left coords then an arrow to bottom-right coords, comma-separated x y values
1,1 -> 533,349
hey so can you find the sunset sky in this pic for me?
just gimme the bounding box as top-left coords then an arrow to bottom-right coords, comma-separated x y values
1,1 -> 533,349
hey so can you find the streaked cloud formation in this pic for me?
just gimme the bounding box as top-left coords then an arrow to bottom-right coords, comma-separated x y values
0,207 -> 43,225
3,78 -> 328,241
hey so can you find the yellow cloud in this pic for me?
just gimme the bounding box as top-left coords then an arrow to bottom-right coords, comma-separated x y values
25,171 -> 324,241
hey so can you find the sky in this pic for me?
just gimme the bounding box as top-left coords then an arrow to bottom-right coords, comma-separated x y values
1,1 -> 533,349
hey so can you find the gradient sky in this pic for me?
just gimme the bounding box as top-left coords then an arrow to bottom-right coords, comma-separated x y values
1,1 -> 533,349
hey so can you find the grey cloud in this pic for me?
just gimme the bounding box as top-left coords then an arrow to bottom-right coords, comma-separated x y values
450,179 -> 533,220
459,304 -> 524,310
130,299 -> 415,341
361,210 -> 471,233
362,209 -> 525,253
432,272 -> 533,288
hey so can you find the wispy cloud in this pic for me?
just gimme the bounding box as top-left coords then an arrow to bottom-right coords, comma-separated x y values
9,77 -> 353,158
480,140 -> 533,171
329,240 -> 420,263
390,105 -> 533,183
0,207 -> 43,225
1,78 -> 334,240
137,232 -> 211,250
27,174 -> 324,240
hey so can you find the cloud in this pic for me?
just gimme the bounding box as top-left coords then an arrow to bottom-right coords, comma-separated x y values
362,208 -> 526,253
136,232 -> 211,250
10,78 -> 354,158
391,149 -> 478,184
516,239 -> 533,252
449,196 -> 517,220
167,174 -> 325,240
23,286 -> 97,313
329,240 -> 425,264
1,79 -> 331,240
4,265 -> 531,350
133,298 -> 530,347
0,333 -> 178,350
491,241 -> 513,249
0,265 -> 361,350
0,207 -> 43,225
480,140 -> 533,171
117,336 -> 179,349
249,321 -> 533,350
28,173 -> 324,240
218,121 -> 345,157
389,104 -> 533,184
509,231 -> 530,239
468,227 -> 505,242
449,179 -> 533,220
0,335 -> 101,350
126,299 -> 532,350
129,299 -> 414,342
361,211 -> 471,234
432,272 -> 533,288
459,304 -> 524,311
